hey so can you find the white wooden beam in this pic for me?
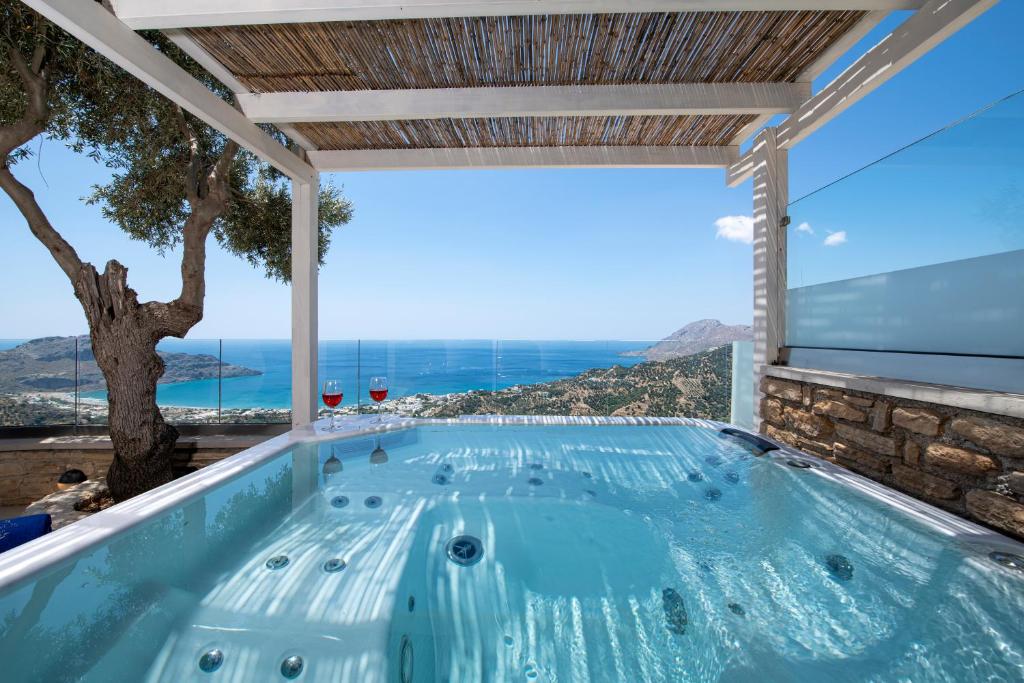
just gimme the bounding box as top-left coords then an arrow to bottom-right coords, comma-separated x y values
750,128 -> 787,430
728,11 -> 888,146
799,10 -> 891,84
21,0 -> 315,181
111,1 -> 926,29
309,145 -> 738,171
239,82 -> 810,124
164,29 -> 319,151
727,0 -> 996,186
291,176 -> 319,427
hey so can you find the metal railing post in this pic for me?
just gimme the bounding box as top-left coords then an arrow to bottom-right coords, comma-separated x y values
218,338 -> 223,424
74,335 -> 80,428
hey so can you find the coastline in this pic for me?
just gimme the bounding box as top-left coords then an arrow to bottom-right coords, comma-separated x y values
1,345 -> 733,426
0,389 -> 476,425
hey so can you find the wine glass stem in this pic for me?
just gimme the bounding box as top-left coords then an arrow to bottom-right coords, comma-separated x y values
378,401 -> 382,423
331,408 -> 336,431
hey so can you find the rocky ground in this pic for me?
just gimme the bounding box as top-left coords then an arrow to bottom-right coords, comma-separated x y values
1,346 -> 733,426
622,319 -> 751,361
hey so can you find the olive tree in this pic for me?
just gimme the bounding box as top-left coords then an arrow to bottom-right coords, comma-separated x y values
0,1 -> 352,500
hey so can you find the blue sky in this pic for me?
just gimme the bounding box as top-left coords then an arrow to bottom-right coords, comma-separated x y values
1,4 -> 1022,341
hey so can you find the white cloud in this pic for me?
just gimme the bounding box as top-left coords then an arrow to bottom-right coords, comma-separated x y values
824,230 -> 847,247
795,221 -> 814,235
714,215 -> 754,244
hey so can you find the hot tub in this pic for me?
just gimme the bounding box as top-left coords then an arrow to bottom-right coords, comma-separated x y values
0,418 -> 1022,681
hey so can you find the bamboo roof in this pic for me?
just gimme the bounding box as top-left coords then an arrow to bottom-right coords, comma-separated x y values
294,114 -> 753,149
187,10 -> 866,151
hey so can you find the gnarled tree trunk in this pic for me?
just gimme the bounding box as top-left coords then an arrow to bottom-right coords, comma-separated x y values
101,333 -> 179,500
76,261 -> 179,499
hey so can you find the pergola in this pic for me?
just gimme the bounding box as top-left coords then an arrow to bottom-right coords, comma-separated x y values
24,0 -> 996,428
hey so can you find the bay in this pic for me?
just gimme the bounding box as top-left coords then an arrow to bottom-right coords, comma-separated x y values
82,339 -> 651,409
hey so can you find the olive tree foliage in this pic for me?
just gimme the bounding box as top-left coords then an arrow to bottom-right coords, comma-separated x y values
1,1 -> 350,282
0,0 -> 352,500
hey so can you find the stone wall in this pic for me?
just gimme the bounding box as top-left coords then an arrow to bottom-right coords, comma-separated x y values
0,444 -> 241,508
760,376 -> 1024,541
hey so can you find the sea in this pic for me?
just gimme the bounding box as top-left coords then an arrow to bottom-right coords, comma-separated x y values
0,339 -> 651,409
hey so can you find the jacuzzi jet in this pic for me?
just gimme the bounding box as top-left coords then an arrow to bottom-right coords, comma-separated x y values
399,635 -> 414,683
446,535 -> 483,567
581,471 -> 592,479
439,463 -> 454,473
432,473 -> 449,485
529,463 -> 543,470
198,649 -> 223,673
407,595 -> 415,612
528,477 -> 543,486
266,555 -> 290,570
364,496 -> 382,508
280,655 -> 303,679
724,472 -> 740,484
787,459 -> 812,469
728,602 -> 746,617
705,456 -> 722,467
825,554 -> 854,581
705,488 -> 722,501
330,495 -> 349,508
323,558 -> 347,573
687,472 -> 703,482
989,551 -> 1024,572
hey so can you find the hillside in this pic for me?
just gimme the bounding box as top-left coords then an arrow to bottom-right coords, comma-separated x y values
417,345 -> 733,420
624,319 -> 752,361
0,336 -> 260,393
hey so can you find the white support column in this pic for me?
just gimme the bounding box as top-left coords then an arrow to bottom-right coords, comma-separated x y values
291,175 -> 320,428
751,128 -> 788,430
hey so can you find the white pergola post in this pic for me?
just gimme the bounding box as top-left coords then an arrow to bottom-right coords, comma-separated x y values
291,175 -> 320,427
751,128 -> 788,430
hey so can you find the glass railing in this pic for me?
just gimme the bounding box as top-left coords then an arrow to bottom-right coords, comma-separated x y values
786,89 -> 1024,391
730,341 -> 754,429
0,336 -> 749,427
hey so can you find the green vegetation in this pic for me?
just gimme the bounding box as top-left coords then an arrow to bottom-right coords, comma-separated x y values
418,345 -> 733,420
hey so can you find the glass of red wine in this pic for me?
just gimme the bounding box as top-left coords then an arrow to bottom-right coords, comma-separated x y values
322,379 -> 342,431
369,376 -> 388,423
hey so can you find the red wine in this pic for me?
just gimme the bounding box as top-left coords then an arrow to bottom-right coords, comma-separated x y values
322,392 -> 343,408
369,389 -> 388,403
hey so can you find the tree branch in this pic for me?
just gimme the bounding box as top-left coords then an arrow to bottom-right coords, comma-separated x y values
155,139 -> 239,337
172,104 -> 201,205
0,46 -> 49,157
28,14 -> 49,73
0,39 -> 84,282
0,166 -> 84,280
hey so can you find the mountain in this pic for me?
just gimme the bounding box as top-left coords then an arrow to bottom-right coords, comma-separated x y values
417,345 -> 733,421
624,319 -> 752,361
0,336 -> 260,393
